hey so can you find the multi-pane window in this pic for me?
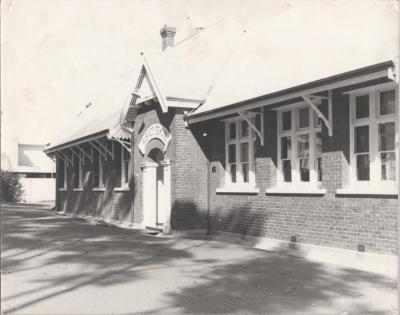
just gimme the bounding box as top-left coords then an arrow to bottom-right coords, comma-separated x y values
121,144 -> 130,187
73,151 -> 83,189
225,118 -> 255,186
350,87 -> 397,185
277,106 -> 322,186
59,158 -> 67,189
93,149 -> 104,188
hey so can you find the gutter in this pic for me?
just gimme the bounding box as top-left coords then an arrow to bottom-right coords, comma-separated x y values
44,130 -> 109,154
186,60 -> 395,124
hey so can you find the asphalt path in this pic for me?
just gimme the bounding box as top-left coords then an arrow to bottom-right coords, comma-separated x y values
1,203 -> 397,314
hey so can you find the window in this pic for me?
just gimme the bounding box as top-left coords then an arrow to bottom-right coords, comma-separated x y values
225,118 -> 255,186
57,158 -> 67,189
277,106 -> 322,187
120,144 -> 130,187
350,87 -> 397,187
59,159 -> 67,189
73,151 -> 83,189
93,149 -> 104,189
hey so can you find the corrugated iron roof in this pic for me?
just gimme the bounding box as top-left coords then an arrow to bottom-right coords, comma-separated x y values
45,72 -> 136,152
191,0 -> 399,116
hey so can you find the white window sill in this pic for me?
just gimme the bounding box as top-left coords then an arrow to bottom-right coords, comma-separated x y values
114,187 -> 129,192
93,187 -> 106,191
336,186 -> 398,196
265,185 -> 326,195
59,188 -> 68,191
216,186 -> 259,194
73,188 -> 83,191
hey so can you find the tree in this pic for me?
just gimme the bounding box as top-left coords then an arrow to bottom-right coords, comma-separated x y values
1,171 -> 23,202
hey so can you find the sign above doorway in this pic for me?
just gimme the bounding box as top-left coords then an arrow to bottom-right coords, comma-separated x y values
138,123 -> 172,155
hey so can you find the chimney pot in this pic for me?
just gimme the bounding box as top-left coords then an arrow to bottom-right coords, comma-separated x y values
160,25 -> 176,51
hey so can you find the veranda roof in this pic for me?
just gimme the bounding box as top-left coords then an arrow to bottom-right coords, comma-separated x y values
45,74 -> 136,153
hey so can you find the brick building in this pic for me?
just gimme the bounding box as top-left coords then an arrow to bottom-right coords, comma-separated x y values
45,2 -> 398,255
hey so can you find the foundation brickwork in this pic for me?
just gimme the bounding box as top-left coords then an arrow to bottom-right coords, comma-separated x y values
55,91 -> 398,255
201,90 -> 398,255
58,141 -> 132,222
131,104 -> 208,229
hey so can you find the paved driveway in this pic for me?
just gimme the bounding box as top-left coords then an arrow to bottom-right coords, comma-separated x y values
1,203 -> 397,314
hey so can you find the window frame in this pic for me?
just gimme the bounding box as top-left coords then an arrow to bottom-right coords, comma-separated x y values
92,147 -> 105,190
73,150 -> 83,190
276,104 -> 322,188
224,116 -> 256,188
120,144 -> 130,189
59,158 -> 67,190
349,85 -> 398,189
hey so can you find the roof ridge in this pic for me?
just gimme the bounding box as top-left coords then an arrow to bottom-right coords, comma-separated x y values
173,18 -> 225,48
140,51 -> 202,62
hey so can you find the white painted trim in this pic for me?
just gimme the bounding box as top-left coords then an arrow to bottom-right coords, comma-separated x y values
141,55 -> 169,113
59,188 -> 68,191
216,186 -> 259,194
114,187 -> 129,192
92,146 -> 105,190
220,112 -> 258,122
343,82 -> 397,95
188,68 -> 392,124
302,95 -> 332,136
238,112 -> 264,145
45,131 -> 109,154
276,105 -> 322,188
135,94 -> 155,106
94,139 -> 114,160
336,186 -> 397,195
166,96 -> 205,103
224,118 -> 256,187
265,186 -> 326,195
92,188 -> 106,192
73,188 -> 83,192
348,86 -> 398,187
76,144 -> 93,163
120,143 -> 130,187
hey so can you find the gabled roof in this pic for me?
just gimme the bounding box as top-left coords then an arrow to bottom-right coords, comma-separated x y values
129,19 -> 245,112
45,73 -> 136,153
140,53 -> 211,111
189,0 -> 399,118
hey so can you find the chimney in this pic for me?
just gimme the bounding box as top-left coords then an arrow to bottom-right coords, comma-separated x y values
160,25 -> 176,51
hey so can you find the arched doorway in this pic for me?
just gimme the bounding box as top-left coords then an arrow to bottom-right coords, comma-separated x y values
148,148 -> 165,225
141,145 -> 171,233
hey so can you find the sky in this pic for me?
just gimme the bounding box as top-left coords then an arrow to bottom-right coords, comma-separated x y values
1,0 -> 398,152
1,0 -> 291,146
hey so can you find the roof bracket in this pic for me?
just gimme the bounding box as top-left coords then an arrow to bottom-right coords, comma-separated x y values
94,139 -> 114,160
48,153 -> 57,163
238,111 -> 264,146
69,147 -> 81,161
89,141 -> 107,160
76,144 -> 93,163
57,150 -> 73,166
302,92 -> 333,137
114,138 -> 131,152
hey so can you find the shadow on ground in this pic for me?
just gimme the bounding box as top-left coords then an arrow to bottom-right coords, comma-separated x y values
2,203 -> 191,313
1,203 -> 397,314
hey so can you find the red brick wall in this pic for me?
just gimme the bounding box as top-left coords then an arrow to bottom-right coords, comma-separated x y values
131,104 -> 208,229
58,140 -> 132,222
56,89 -> 397,255
199,90 -> 398,255
131,104 -> 175,224
170,109 -> 208,230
